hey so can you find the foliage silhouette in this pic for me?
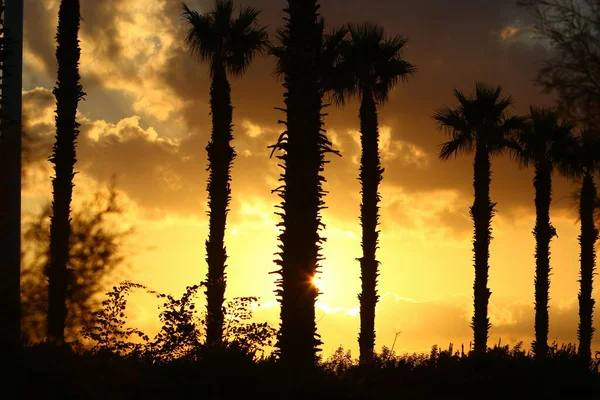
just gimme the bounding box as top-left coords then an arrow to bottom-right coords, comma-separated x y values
182,0 -> 268,347
82,281 -> 276,364
510,106 -> 576,358
559,129 -> 600,363
21,183 -> 132,342
329,22 -> 415,366
518,0 -> 600,128
47,0 -> 85,345
80,281 -> 149,357
434,82 -> 524,354
18,338 -> 599,399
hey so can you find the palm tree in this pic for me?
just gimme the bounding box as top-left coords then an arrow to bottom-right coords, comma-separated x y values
329,22 -> 415,366
434,83 -> 522,355
47,0 -> 85,344
0,0 -> 24,348
268,0 -> 336,367
511,106 -> 575,359
182,0 -> 267,347
559,129 -> 600,363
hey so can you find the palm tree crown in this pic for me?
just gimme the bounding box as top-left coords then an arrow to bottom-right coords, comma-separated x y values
182,0 -> 268,77
436,83 -> 523,159
330,22 -> 415,105
514,106 -> 575,169
560,130 -> 600,179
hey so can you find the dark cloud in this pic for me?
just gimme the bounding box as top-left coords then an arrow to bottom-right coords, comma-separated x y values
23,0 -> 580,228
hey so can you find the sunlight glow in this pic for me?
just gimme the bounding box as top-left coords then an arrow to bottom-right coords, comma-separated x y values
312,275 -> 324,292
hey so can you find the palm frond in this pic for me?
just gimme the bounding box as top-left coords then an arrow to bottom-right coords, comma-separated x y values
226,5 -> 268,77
333,22 -> 414,105
268,27 -> 289,78
433,105 -> 469,137
557,133 -> 584,179
439,134 -> 474,160
213,0 -> 234,33
321,25 -> 350,105
435,83 -> 520,161
182,0 -> 266,78
373,56 -> 415,104
182,3 -> 217,67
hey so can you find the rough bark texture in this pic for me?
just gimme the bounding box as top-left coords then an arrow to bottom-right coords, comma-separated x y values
578,170 -> 597,363
204,63 -> 235,346
532,156 -> 552,358
471,144 -> 494,355
358,89 -> 382,366
0,0 -> 23,349
272,0 -> 328,367
47,0 -> 83,344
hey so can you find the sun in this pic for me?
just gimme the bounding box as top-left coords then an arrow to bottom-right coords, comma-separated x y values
312,275 -> 325,292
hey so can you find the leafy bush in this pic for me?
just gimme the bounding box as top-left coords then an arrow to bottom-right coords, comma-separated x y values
81,281 -> 277,363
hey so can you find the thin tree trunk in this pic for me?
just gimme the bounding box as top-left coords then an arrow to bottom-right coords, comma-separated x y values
274,0 -> 327,367
471,144 -> 493,355
204,62 -> 235,347
0,0 -> 23,349
533,157 -> 552,358
47,0 -> 83,344
358,88 -> 382,366
578,170 -> 597,363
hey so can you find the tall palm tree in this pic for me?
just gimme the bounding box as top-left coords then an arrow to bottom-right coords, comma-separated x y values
434,83 -> 522,355
560,129 -> 600,363
0,0 -> 23,348
269,0 -> 336,367
512,106 -> 575,359
329,22 -> 415,366
182,0 -> 267,347
47,0 -> 85,344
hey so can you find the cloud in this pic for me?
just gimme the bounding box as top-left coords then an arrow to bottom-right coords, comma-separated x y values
23,0 -> 566,223
21,87 -> 285,220
251,289 -> 600,357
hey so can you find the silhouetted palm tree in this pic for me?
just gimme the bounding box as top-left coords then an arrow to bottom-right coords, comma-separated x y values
47,0 -> 85,344
512,106 -> 575,359
0,0 -> 23,349
559,129 -> 600,363
434,83 -> 522,355
329,22 -> 415,365
182,0 -> 267,347
269,0 -> 337,367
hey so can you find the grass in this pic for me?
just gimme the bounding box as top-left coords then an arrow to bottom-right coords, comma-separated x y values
14,341 -> 600,400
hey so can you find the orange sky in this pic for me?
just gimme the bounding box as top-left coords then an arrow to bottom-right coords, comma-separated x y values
21,0 -> 599,357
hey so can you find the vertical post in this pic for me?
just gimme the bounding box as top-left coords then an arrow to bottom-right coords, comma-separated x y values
0,0 -> 24,349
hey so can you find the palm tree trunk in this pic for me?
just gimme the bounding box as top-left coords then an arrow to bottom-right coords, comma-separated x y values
471,144 -> 493,355
204,62 -> 235,347
0,0 -> 23,349
358,88 -> 382,366
533,158 -> 552,358
47,0 -> 83,344
577,169 -> 597,363
274,0 -> 326,367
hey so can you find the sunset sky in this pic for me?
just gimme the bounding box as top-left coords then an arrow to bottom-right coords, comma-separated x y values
21,0 -> 600,357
